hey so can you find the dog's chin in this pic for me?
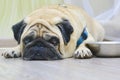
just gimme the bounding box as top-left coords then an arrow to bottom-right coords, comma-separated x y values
22,38 -> 62,60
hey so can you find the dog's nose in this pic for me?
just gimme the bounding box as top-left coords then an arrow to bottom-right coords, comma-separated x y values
23,46 -> 62,60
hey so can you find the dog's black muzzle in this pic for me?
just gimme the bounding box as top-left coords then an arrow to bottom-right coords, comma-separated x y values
23,38 -> 62,60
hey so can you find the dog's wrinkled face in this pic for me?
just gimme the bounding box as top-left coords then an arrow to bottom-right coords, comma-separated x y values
12,18 -> 73,60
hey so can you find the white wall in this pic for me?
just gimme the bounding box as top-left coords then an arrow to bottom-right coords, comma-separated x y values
65,0 -> 114,16
0,0 -> 116,39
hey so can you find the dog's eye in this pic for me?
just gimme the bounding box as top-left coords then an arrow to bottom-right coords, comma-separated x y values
48,37 -> 59,46
23,37 -> 33,45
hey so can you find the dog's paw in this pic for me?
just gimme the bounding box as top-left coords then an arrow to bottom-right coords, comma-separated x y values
74,47 -> 93,59
1,48 -> 21,58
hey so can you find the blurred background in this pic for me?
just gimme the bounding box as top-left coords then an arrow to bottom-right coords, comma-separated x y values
0,0 -> 64,39
0,0 -> 119,40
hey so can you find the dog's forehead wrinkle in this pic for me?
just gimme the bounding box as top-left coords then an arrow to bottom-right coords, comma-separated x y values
38,24 -> 55,38
39,25 -> 46,37
37,23 -> 42,29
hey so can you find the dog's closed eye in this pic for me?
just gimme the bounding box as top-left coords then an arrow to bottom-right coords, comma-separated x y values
23,31 -> 37,45
23,36 -> 34,45
48,37 -> 59,46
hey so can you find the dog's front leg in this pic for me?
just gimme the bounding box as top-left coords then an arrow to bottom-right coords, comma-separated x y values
1,45 -> 21,58
74,33 -> 95,59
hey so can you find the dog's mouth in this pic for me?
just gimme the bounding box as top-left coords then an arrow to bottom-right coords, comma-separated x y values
23,38 -> 62,60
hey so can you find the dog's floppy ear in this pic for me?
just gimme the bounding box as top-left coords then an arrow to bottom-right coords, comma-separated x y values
56,19 -> 73,45
12,20 -> 27,44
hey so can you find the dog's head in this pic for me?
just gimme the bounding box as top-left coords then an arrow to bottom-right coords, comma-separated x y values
12,16 -> 74,60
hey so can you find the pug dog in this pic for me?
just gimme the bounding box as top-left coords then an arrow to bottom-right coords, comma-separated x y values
2,4 -> 105,60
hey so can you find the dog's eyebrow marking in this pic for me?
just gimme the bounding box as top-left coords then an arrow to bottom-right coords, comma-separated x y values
37,24 -> 51,33
23,36 -> 34,45
23,31 -> 36,44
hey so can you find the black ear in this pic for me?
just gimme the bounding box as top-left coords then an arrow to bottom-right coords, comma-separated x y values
12,20 -> 27,44
56,19 -> 73,45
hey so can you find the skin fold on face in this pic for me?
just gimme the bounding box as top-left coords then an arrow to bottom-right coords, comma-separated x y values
21,24 -> 62,60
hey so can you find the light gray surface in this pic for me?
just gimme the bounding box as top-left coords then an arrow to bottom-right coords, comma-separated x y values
0,39 -> 120,80
0,56 -> 120,80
